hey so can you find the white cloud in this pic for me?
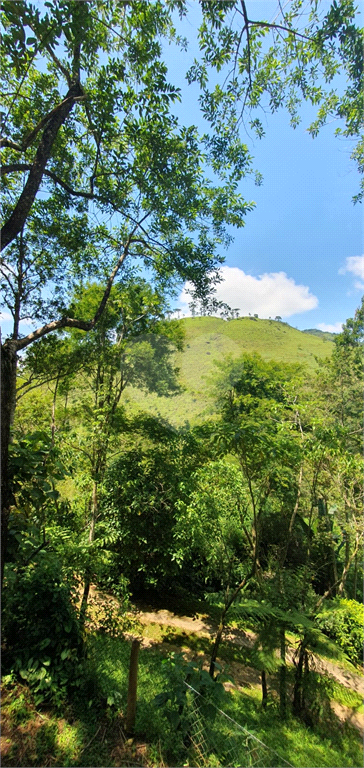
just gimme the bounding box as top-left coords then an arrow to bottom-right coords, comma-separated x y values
176,266 -> 318,319
316,322 -> 343,334
339,255 -> 364,280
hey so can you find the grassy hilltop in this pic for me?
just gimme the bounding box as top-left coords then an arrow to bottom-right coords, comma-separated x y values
124,316 -> 334,426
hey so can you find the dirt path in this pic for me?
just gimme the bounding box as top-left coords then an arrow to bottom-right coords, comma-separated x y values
135,606 -> 363,692
133,605 -> 363,733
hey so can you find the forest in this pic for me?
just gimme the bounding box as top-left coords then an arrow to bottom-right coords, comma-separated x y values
1,1 -> 363,767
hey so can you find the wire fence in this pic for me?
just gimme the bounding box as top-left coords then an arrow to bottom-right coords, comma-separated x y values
120,680 -> 295,768
181,681 -> 294,768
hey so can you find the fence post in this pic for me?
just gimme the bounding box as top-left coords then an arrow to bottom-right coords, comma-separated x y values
125,638 -> 140,735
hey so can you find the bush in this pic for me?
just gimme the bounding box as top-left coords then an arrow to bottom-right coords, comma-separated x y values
2,554 -> 84,705
316,598 -> 363,666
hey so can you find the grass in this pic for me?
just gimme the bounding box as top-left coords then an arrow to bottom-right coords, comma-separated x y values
15,316 -> 334,431
87,633 -> 363,768
123,316 -> 334,426
3,625 -> 362,768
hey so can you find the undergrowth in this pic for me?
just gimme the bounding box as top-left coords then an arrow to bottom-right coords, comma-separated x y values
2,630 -> 362,768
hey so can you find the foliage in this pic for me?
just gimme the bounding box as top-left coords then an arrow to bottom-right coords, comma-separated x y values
316,598 -> 364,666
190,0 -> 364,202
2,553 -> 84,706
174,459 -> 250,588
154,651 -> 228,735
8,431 -> 64,514
103,422 -> 206,594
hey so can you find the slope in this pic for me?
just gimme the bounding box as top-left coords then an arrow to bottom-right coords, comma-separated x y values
123,317 -> 334,426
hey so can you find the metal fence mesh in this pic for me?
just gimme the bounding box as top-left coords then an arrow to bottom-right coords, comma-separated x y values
183,682 -> 294,768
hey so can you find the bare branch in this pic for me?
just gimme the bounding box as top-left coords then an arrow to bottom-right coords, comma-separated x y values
247,19 -> 312,41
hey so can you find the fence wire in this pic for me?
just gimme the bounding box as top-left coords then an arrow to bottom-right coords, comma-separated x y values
183,681 -> 294,768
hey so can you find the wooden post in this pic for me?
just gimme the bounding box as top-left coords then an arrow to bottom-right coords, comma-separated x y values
261,670 -> 268,709
279,626 -> 286,720
125,638 -> 140,735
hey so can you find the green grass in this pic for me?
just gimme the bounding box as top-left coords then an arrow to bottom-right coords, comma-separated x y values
123,317 -> 334,426
2,631 -> 362,767
89,634 -> 363,768
15,316 -> 334,430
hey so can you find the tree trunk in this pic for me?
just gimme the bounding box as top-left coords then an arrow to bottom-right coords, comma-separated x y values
1,83 -> 82,251
293,644 -> 305,716
79,480 -> 98,623
209,569 -> 254,678
51,376 -> 60,446
261,670 -> 268,709
125,638 -> 140,735
209,621 -> 225,678
279,626 -> 287,719
353,552 -> 358,600
1,340 -> 18,587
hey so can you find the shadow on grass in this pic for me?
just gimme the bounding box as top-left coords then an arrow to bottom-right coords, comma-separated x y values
2,633 -> 362,768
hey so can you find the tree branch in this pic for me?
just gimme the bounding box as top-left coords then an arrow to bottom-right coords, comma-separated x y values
1,85 -> 84,251
1,163 -> 95,199
241,2 -> 252,90
0,95 -> 85,154
44,43 -> 72,86
247,19 -> 312,41
4,216 -> 150,352
0,139 -> 23,151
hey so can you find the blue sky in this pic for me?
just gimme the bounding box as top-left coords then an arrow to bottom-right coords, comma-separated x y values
165,2 -> 363,331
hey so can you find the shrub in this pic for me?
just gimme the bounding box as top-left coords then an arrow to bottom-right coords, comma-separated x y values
316,598 -> 363,666
2,554 -> 84,705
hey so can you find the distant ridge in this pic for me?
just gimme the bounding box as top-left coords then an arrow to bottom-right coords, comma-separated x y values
303,328 -> 337,342
124,317 -> 334,426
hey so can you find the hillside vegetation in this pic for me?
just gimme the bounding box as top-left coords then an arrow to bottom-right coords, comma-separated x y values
125,317 -> 334,425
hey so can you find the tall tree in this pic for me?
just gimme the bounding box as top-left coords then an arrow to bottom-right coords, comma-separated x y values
21,278 -> 184,614
0,0 -> 252,578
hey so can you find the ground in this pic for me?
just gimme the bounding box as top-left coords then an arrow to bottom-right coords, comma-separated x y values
130,601 -> 364,734
1,588 -> 363,767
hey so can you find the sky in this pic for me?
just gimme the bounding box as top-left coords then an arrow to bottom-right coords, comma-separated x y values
165,1 -> 363,331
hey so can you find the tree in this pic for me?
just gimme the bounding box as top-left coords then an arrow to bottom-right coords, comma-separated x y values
2,0 -> 362,582
102,420 -> 207,596
22,279 -> 184,615
0,0 -> 252,579
202,354 -> 305,675
174,458 -> 260,677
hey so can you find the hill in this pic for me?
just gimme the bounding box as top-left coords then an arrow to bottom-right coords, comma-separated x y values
124,317 -> 334,426
303,328 -> 338,342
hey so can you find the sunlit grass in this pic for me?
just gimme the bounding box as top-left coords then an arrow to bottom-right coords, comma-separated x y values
122,317 -> 333,426
2,624 -> 362,767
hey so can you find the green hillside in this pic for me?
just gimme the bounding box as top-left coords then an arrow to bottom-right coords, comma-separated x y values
124,317 -> 334,426
303,328 -> 338,342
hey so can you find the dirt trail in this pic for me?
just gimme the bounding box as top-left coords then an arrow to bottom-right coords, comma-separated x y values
135,606 -> 363,690
133,605 -> 363,733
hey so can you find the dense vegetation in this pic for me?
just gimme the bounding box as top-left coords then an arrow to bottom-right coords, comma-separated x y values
2,303 -> 363,766
1,1 -> 363,766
